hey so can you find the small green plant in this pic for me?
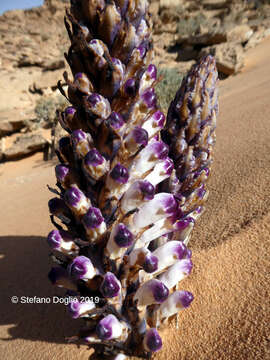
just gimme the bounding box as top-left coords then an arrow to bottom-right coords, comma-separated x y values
177,13 -> 207,37
34,95 -> 68,127
156,68 -> 184,112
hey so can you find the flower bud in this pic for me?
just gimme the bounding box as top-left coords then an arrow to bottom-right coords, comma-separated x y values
82,207 -> 106,241
110,163 -> 129,184
83,148 -> 109,180
71,129 -> 93,158
141,87 -> 157,109
106,223 -> 134,259
134,279 -> 169,307
87,93 -> 111,122
74,72 -> 92,94
139,64 -> 157,94
121,180 -> 155,213
123,126 -> 148,156
68,256 -> 96,280
64,186 -> 91,216
96,314 -> 124,340
132,193 -> 178,229
142,254 -> 158,273
143,328 -> 162,353
107,111 -> 125,133
145,157 -> 174,186
68,299 -> 95,319
47,229 -> 79,255
142,110 -> 165,138
130,140 -> 169,177
158,290 -> 194,321
100,272 -> 121,298
158,259 -> 193,289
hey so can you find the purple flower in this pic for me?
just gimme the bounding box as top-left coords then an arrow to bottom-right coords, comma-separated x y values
96,314 -> 124,340
100,272 -> 121,298
110,163 -> 129,184
68,299 -> 95,319
68,256 -> 96,280
158,290 -> 194,321
132,193 -> 178,229
134,279 -> 169,306
120,180 -> 155,213
143,328 -> 162,352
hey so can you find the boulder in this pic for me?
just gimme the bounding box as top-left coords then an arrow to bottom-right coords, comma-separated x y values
202,0 -> 229,10
160,0 -> 185,9
200,42 -> 244,75
3,133 -> 48,161
227,25 -> 253,44
0,119 -> 26,137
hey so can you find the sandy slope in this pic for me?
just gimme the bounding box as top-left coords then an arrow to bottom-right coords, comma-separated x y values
0,39 -> 270,360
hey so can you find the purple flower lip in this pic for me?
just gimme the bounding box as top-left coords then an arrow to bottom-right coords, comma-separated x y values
143,254 -> 158,273
198,185 -> 206,199
114,224 -> 133,247
55,164 -> 69,182
95,314 -> 123,340
100,272 -> 120,298
144,328 -> 162,352
107,111 -> 125,130
153,141 -> 169,160
87,93 -> 101,106
89,39 -> 97,45
68,299 -> 95,319
139,180 -> 155,200
82,207 -> 104,229
204,167 -> 210,176
133,127 -> 148,146
175,242 -> 188,259
84,149 -> 103,167
186,248 -> 192,258
178,290 -> 194,308
64,186 -> 83,207
147,64 -> 157,80
141,88 -> 157,108
68,300 -> 81,319
180,258 -> 193,275
68,256 -> 94,280
152,281 -> 169,303
175,217 -> 194,231
163,195 -> 178,214
65,106 -> 76,116
96,321 -> 112,340
111,57 -> 121,66
110,163 -> 129,184
153,110 -> 165,127
71,129 -> 87,145
163,158 -> 174,175
47,230 -> 62,249
124,78 -> 136,96
74,72 -> 83,80
137,44 -> 146,58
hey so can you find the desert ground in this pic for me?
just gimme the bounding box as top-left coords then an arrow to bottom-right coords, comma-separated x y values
1,3 -> 270,360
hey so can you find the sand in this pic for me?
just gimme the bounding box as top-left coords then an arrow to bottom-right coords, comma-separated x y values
0,38 -> 269,360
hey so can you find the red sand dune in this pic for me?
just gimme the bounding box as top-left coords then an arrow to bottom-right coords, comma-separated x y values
0,38 -> 269,360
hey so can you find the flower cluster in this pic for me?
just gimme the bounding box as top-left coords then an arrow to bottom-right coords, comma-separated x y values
47,0 -> 218,359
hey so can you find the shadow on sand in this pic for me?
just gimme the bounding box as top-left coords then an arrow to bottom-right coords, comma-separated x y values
0,235 -> 84,344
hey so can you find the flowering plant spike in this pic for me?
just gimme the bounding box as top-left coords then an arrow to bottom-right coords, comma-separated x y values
47,0 -> 219,359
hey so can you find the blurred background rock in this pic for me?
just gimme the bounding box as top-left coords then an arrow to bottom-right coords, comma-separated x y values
0,0 -> 269,161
